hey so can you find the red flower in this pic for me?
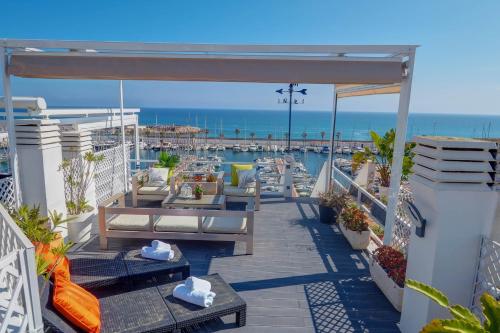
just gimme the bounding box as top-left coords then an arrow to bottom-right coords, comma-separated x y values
373,245 -> 406,287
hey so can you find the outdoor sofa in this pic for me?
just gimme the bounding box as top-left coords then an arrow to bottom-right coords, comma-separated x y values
223,170 -> 261,211
98,193 -> 255,254
40,274 -> 246,333
131,168 -> 173,207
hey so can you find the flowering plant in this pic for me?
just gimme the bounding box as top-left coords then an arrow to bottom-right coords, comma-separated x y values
341,205 -> 369,233
373,245 -> 407,287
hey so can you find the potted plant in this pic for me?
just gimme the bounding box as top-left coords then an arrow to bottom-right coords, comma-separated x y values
60,151 -> 104,243
406,279 -> 499,332
11,205 -> 70,252
318,187 -> 349,224
338,204 -> 370,249
206,173 -> 217,183
155,151 -> 180,180
11,204 -> 73,283
352,129 -> 415,199
370,245 -> 406,311
194,184 -> 203,200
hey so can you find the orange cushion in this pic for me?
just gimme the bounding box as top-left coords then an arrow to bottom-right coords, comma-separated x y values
53,276 -> 101,333
35,244 -> 70,281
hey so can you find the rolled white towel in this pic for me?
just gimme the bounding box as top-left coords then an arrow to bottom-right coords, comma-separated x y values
141,246 -> 174,261
185,276 -> 212,292
173,284 -> 216,308
151,240 -> 171,251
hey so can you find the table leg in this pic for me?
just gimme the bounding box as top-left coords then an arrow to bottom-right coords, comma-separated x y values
182,266 -> 190,280
236,308 -> 246,327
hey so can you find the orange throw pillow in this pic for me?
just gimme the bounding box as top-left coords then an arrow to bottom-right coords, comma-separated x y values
35,244 -> 70,281
53,276 -> 101,333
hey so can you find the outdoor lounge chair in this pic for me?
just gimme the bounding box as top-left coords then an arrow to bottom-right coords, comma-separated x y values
98,193 -> 255,254
39,279 -> 177,333
131,169 -> 174,207
223,172 -> 261,210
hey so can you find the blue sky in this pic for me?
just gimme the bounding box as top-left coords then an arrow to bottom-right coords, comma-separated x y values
1,0 -> 499,114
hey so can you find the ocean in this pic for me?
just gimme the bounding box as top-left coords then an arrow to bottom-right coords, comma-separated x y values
137,108 -> 499,141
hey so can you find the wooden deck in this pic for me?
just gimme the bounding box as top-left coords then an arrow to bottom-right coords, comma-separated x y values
78,196 -> 400,333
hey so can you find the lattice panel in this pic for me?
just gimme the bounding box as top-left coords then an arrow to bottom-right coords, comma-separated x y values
471,237 -> 500,319
0,177 -> 16,210
0,213 -> 30,332
94,145 -> 130,204
391,184 -> 413,256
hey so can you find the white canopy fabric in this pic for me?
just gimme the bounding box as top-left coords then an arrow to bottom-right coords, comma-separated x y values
336,83 -> 400,98
8,54 -> 404,84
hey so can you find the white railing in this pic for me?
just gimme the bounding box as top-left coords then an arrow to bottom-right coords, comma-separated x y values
332,166 -> 413,254
471,236 -> 500,319
94,145 -> 130,205
0,204 -> 43,333
0,177 -> 16,210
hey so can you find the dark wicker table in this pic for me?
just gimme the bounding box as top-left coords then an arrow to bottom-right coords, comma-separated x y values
123,245 -> 191,282
68,245 -> 190,290
157,274 -> 246,331
68,251 -> 129,290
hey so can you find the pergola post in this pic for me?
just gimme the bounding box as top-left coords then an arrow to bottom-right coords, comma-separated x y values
325,86 -> 338,191
1,47 -> 21,207
119,80 -> 128,192
134,115 -> 140,169
383,50 -> 416,245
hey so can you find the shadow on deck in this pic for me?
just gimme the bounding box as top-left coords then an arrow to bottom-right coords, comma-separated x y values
77,196 -> 400,333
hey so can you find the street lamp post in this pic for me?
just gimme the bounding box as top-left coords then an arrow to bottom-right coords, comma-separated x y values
276,83 -> 307,152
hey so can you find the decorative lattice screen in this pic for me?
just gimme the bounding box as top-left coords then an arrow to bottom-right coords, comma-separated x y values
391,184 -> 413,256
0,205 -> 41,332
0,177 -> 16,210
94,145 -> 130,204
470,237 -> 500,318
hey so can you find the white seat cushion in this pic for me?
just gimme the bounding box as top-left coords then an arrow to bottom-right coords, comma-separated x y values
108,214 -> 151,231
138,185 -> 170,196
203,216 -> 247,234
154,215 -> 199,233
149,167 -> 169,182
223,185 -> 255,197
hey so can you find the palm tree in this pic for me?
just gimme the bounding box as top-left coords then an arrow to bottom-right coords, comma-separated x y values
320,131 -> 326,145
250,132 -> 256,143
267,133 -> 272,148
302,131 -> 308,147
234,128 -> 240,140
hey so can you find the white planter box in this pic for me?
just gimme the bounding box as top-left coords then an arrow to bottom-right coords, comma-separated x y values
67,211 -> 95,243
369,257 -> 404,312
339,220 -> 370,250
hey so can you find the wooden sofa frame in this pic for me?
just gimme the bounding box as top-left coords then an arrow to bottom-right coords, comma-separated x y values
225,172 -> 261,211
98,194 -> 254,254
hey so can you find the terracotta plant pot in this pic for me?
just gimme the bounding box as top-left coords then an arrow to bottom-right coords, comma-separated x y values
319,205 -> 337,224
339,220 -> 370,249
369,257 -> 404,312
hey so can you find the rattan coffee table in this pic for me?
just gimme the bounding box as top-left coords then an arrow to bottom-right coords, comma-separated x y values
68,244 -> 190,290
157,273 -> 246,331
162,194 -> 226,209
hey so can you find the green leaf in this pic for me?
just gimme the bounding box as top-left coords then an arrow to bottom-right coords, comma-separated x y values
406,279 -> 450,307
440,319 -> 487,333
480,293 -> 500,333
449,305 -> 482,327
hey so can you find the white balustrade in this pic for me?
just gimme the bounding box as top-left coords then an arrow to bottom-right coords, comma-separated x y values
0,204 -> 42,333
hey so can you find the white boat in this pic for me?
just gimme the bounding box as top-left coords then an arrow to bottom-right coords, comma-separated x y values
342,146 -> 352,154
216,144 -> 225,151
300,147 -> 307,153
335,147 -> 342,154
208,145 -> 217,151
241,145 -> 249,152
248,144 -> 258,152
271,145 -> 278,152
278,146 -> 285,153
257,145 -> 264,152
320,146 -> 330,154
233,144 -> 241,152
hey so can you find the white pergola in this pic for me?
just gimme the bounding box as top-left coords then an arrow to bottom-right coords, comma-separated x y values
0,39 -> 417,244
